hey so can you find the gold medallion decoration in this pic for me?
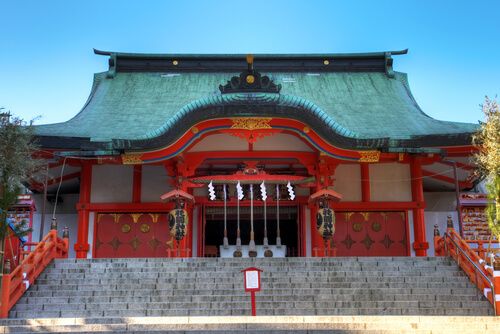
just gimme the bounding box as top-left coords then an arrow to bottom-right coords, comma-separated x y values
303,126 -> 310,133
173,60 -> 178,66
358,151 -> 381,162
122,154 -> 144,165
324,60 -> 329,65
230,118 -> 272,130
246,75 -> 255,84
140,223 -> 151,233
352,222 -> 363,232
372,222 -> 382,232
121,224 -> 131,234
191,127 -> 199,134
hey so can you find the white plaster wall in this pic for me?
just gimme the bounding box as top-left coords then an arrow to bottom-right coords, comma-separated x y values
408,211 -> 415,257
91,165 -> 133,203
370,163 -> 412,202
254,133 -> 314,152
189,133 -> 248,152
87,212 -> 95,259
31,193 -> 79,258
331,164 -> 362,202
141,165 -> 173,202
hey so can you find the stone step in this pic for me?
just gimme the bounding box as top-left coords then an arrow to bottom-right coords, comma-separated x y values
31,292 -> 490,304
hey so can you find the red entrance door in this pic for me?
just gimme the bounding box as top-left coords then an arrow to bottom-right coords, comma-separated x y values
332,211 -> 408,257
94,213 -> 172,258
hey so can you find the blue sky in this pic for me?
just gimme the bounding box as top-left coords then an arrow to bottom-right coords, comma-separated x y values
1,0 -> 498,125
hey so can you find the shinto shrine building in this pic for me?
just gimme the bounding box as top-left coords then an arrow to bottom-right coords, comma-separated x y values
29,49 -> 479,259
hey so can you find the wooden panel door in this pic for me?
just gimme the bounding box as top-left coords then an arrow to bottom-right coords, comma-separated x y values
332,211 -> 408,257
95,212 -> 172,258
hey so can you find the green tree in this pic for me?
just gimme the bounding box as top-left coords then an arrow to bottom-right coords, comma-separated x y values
473,97 -> 500,238
0,109 -> 43,278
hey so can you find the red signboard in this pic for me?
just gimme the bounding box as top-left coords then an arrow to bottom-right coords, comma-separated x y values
241,267 -> 263,316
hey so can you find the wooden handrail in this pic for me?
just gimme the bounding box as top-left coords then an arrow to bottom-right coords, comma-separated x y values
436,227 -> 498,315
313,246 -> 337,257
1,229 -> 69,318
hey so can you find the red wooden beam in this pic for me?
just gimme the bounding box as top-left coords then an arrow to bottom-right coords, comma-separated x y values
422,169 -> 473,188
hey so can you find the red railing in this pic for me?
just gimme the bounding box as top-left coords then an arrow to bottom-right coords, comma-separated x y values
166,247 -> 191,258
313,246 -> 337,257
435,227 -> 499,315
0,229 -> 68,318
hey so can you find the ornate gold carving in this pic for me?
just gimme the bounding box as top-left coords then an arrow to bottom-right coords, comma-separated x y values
97,213 -> 105,223
121,224 -> 131,234
360,212 -> 371,221
140,223 -> 151,233
303,126 -> 310,133
227,130 -> 278,143
380,212 -> 391,222
344,212 -> 355,221
398,153 -> 404,161
148,236 -> 162,251
372,221 -> 382,232
108,236 -> 123,251
381,234 -> 394,249
173,60 -> 178,66
128,235 -> 141,251
131,213 -> 142,224
399,212 -> 406,220
352,221 -> 363,232
191,127 -> 199,134
361,234 -> 375,250
341,234 -> 355,250
122,154 -> 144,165
358,151 -> 381,162
112,214 -> 123,223
149,213 -> 160,223
246,75 -> 255,84
324,60 -> 329,65
230,118 -> 272,130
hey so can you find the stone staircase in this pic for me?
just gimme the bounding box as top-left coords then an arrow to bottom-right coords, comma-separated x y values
0,257 -> 497,333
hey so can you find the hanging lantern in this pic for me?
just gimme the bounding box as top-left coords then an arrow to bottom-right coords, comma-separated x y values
168,208 -> 188,241
308,188 -> 343,240
316,207 -> 335,239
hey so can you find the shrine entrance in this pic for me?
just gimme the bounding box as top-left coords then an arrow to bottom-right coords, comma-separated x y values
203,205 -> 300,257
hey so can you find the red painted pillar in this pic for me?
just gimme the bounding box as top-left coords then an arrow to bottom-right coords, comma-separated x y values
361,164 -> 370,202
411,158 -> 428,256
75,162 -> 92,258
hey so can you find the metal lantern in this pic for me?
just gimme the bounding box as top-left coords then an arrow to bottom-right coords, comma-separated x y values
168,208 -> 188,241
316,207 -> 335,239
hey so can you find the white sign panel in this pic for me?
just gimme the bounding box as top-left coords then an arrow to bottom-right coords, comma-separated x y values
245,271 -> 259,289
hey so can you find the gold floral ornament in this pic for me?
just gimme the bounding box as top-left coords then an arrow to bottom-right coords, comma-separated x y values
352,221 -> 363,232
372,221 -> 382,232
231,118 -> 272,130
140,224 -> 151,233
121,224 -> 131,234
122,154 -> 144,165
358,151 -> 380,162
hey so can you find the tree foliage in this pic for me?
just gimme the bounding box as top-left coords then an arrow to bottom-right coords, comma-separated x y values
472,97 -> 500,236
0,110 -> 44,240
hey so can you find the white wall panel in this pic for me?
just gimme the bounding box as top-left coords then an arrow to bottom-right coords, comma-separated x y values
331,164 -> 362,202
370,163 -> 412,202
91,165 -> 133,203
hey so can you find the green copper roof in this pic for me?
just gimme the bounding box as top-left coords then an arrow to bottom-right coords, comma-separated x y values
34,52 -> 476,151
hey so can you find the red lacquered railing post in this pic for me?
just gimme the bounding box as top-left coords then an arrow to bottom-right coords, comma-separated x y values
0,260 -> 12,318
